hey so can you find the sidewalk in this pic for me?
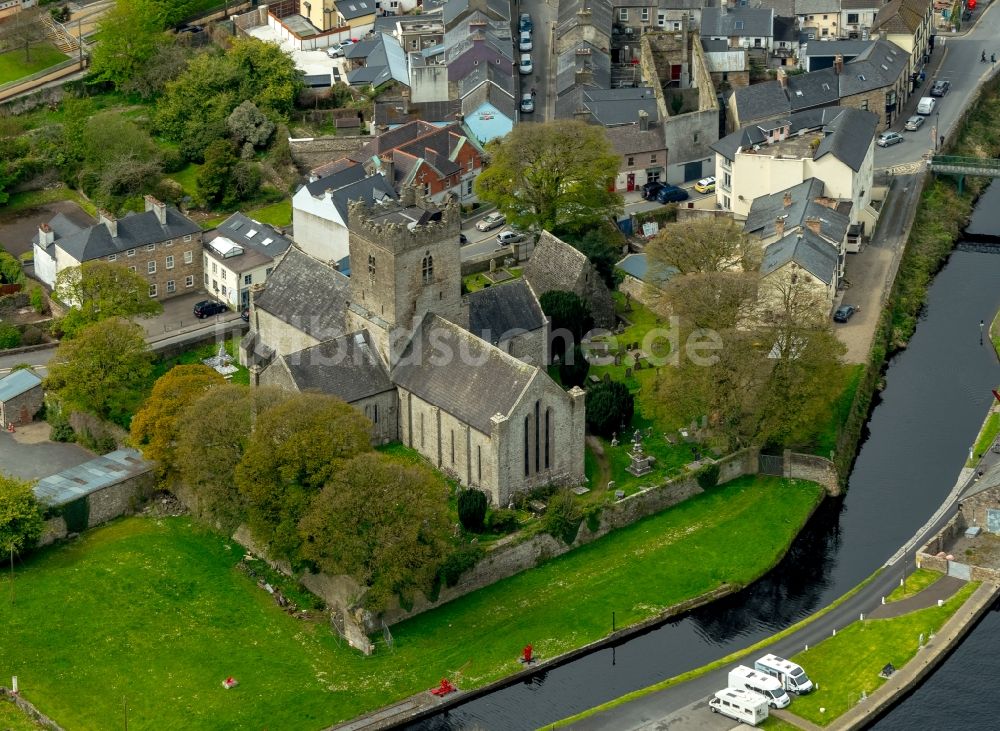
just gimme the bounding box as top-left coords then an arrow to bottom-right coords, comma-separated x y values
867,575 -> 965,619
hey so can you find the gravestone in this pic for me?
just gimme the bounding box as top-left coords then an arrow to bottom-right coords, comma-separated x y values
490,258 -> 497,273
625,368 -> 632,379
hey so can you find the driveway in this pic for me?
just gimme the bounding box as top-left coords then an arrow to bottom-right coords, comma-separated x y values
0,200 -> 95,257
0,424 -> 93,481
139,289 -> 244,338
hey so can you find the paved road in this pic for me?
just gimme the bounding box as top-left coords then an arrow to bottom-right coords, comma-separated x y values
514,0 -> 556,123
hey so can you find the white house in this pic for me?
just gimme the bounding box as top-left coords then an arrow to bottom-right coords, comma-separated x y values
203,213 -> 293,311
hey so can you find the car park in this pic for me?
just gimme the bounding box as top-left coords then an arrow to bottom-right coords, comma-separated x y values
520,93 -> 534,113
519,31 -> 532,52
476,212 -> 506,231
519,54 -> 533,74
694,177 -> 716,193
642,180 -> 665,199
655,184 -> 690,204
519,12 -> 533,33
876,131 -> 903,147
930,80 -> 950,97
193,300 -> 228,318
833,304 -> 857,323
904,115 -> 924,131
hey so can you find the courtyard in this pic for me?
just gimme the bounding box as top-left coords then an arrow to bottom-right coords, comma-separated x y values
0,424 -> 92,481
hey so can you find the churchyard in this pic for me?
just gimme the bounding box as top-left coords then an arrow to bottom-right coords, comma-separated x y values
0,475 -> 823,729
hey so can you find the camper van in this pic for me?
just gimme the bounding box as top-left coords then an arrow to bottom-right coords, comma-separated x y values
728,665 -> 791,708
916,97 -> 937,115
754,654 -> 814,694
708,687 -> 769,726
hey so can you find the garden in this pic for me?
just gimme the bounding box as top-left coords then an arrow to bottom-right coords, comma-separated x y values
0,43 -> 67,87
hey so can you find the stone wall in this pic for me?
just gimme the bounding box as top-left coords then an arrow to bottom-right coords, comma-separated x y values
0,383 -> 42,426
786,450 -> 842,496
38,470 -> 154,547
1,689 -> 65,731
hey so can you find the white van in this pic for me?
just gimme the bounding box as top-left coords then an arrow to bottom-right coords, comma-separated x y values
728,665 -> 791,708
708,687 -> 769,726
754,654 -> 814,694
916,96 -> 937,115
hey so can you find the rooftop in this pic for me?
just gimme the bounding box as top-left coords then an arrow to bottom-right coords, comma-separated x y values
33,449 -> 151,508
0,369 -> 41,402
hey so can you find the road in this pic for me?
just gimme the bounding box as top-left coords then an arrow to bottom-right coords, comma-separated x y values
513,0 -> 556,123
874,4 -> 1000,170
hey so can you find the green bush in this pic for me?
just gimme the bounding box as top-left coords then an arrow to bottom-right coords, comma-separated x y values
29,285 -> 46,314
696,463 -> 721,489
559,345 -> 591,389
584,504 -> 602,533
586,380 -> 635,438
439,544 -> 484,587
60,497 -> 90,534
0,323 -> 22,349
485,508 -> 520,534
20,326 -> 44,346
47,410 -> 75,443
457,488 -> 488,532
542,489 -> 583,545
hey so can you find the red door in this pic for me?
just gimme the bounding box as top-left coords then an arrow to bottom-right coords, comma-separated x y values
626,173 -> 635,192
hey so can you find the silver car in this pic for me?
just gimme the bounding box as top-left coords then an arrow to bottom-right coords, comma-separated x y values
904,115 -> 924,131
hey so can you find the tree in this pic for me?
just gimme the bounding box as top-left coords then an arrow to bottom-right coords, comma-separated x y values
298,452 -> 451,611
130,365 -> 226,478
660,270 -> 760,332
234,393 -> 371,560
75,113 -> 163,210
457,488 -> 488,532
0,250 -> 22,284
586,380 -> 635,438
122,43 -> 189,99
89,0 -> 166,89
0,8 -> 47,63
55,261 -> 163,336
227,101 -> 276,148
45,318 -> 153,423
647,217 -> 761,276
567,228 -> 622,289
474,120 -> 623,232
0,474 -> 43,557
539,290 -> 594,361
559,344 -> 591,389
197,139 -> 237,207
0,160 -> 15,206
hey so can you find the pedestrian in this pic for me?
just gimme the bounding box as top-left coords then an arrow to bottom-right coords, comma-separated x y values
982,50 -> 987,63
992,53 -> 996,65
531,87 -> 536,97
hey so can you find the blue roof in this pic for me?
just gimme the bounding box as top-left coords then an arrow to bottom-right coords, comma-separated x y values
616,253 -> 677,287
464,101 -> 514,144
0,369 -> 41,402
33,449 -> 151,507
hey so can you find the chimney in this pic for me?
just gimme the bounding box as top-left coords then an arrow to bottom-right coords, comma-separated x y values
575,68 -> 594,87
380,153 -> 395,183
777,67 -> 787,89
577,8 -> 592,25
98,210 -> 118,238
38,223 -> 54,246
401,183 -> 417,207
144,195 -> 167,225
783,191 -> 793,208
574,109 -> 592,122
774,216 -> 786,239
805,217 -> 822,235
638,109 -> 650,131
834,54 -> 844,75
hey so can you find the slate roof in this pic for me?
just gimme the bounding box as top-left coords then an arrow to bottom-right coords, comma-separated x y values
307,161 -> 367,191
252,246 -> 350,341
871,0 -> 930,35
442,0 -> 510,27
794,0 -> 840,14
731,80 -> 790,125
302,171 -> 399,225
44,206 -> 200,263
279,330 -> 393,403
712,106 -> 878,173
761,229 -> 839,285
336,0 -> 376,20
33,449 -> 151,508
347,33 -> 409,88
467,278 -> 546,344
580,87 -> 659,126
392,313 -> 537,434
841,0 -> 881,8
604,122 -> 666,156
616,252 -> 677,288
458,61 -> 516,98
0,369 -> 41,402
554,42 -> 612,119
700,7 -> 775,38
373,98 -> 462,127
962,459 -> 1000,500
744,178 -> 852,243
204,212 -> 292,272
522,231 -> 615,328
838,39 -> 908,97
557,0 -> 613,41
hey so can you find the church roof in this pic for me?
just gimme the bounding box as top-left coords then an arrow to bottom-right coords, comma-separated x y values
392,313 -> 537,434
467,278 -> 546,344
280,330 -> 393,403
522,231 -> 615,327
252,246 -> 349,341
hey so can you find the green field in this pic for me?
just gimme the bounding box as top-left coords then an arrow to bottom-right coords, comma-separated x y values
789,581 -> 978,726
0,700 -> 43,730
0,44 -> 68,87
0,476 -> 822,729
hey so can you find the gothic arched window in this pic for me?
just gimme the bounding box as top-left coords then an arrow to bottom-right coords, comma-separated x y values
422,253 -> 434,284
368,254 -> 376,283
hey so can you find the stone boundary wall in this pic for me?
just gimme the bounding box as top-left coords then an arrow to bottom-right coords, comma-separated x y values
786,450 -> 842,496
1,688 -> 66,731
38,469 -> 155,546
917,511 -> 1000,583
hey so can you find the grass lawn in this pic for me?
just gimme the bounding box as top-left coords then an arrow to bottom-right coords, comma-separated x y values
788,581 -> 979,726
202,199 -> 293,231
0,700 -> 43,730
0,186 -> 97,220
151,338 -> 249,386
760,717 -> 804,730
168,163 -> 202,200
968,408 -> 1000,466
0,44 -> 67,87
462,267 -> 522,293
886,568 -> 942,602
809,364 -> 865,458
0,476 -> 823,729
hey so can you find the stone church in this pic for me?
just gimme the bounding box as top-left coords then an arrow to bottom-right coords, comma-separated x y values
242,189 -> 586,506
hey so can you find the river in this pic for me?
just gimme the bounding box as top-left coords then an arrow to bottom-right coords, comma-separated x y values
409,208 -> 1000,729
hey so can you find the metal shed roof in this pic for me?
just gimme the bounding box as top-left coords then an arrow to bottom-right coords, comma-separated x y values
0,369 -> 42,402
33,449 -> 151,508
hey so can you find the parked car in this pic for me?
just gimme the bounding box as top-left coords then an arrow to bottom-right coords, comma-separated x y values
833,304 -> 857,323
655,184 -> 689,204
904,115 -> 925,131
916,96 -> 936,115
193,300 -> 228,318
876,131 -> 904,147
326,43 -> 344,58
519,53 -> 533,75
476,212 -> 506,231
459,233 -> 468,244
519,31 -> 532,52
495,229 -> 525,248
694,176 -> 716,194
642,180 -> 665,200
520,93 -> 534,113
519,12 -> 533,33
930,80 -> 950,97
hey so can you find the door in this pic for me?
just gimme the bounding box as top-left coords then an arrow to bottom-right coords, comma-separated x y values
683,160 -> 703,182
626,173 -> 635,192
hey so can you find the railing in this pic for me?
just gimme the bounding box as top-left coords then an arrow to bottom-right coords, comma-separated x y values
929,155 -> 1000,172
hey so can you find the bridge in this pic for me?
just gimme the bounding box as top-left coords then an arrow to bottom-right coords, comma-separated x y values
928,155 -> 1000,192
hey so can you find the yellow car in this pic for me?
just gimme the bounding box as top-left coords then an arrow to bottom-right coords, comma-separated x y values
694,177 -> 716,194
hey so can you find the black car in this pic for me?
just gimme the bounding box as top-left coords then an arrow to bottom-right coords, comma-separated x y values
655,184 -> 690,204
642,181 -> 665,200
833,304 -> 857,323
193,299 -> 228,318
930,80 -> 950,97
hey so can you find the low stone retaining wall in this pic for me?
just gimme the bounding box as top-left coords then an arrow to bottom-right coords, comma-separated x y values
787,450 -> 842,496
1,688 -> 66,730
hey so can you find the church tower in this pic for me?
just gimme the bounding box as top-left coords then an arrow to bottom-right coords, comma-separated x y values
345,188 -> 466,363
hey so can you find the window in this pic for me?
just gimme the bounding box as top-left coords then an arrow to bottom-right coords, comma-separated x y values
694,131 -> 699,143
148,283 -> 157,298
523,416 -> 530,476
212,280 -> 218,292
619,8 -> 628,21
821,27 -> 829,36
244,274 -> 252,285
266,267 -> 273,276
657,11 -> 666,27
146,244 -> 155,252
477,445 -> 482,483
847,12 -> 859,23
127,249 -> 135,257
184,251 -> 193,264
627,156 -> 635,166
166,280 -> 176,293
108,254 -> 117,262
860,99 -> 869,110
373,403 -> 378,423
368,254 -> 376,283
420,413 -> 425,447
545,408 -> 551,469
467,157 -> 474,172
147,261 -> 156,274
221,285 -> 227,297
204,273 -> 209,286
186,275 -> 194,287
534,401 -> 540,474
221,270 -> 227,280
411,39 -> 418,49
734,20 -> 744,30
451,430 -> 455,464
640,8 -> 648,21
465,179 -> 474,196
128,266 -> 136,273
423,182 -> 430,196
204,255 -> 209,267
183,234 -> 192,242
650,154 -> 657,164
212,262 -> 217,274
166,255 -> 174,270
164,239 -> 173,247
822,14 -> 827,19
422,252 -> 434,284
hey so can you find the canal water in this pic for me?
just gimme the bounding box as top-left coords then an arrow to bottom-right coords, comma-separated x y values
410,197 -> 1000,729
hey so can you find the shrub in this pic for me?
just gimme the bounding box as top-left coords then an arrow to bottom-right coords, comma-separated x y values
559,344 -> 591,389
0,323 -> 21,349
457,488 -> 488,532
20,326 -> 43,346
584,504 -> 602,533
696,462 -> 720,489
543,489 -> 583,545
485,508 -> 520,534
49,418 -> 75,443
29,285 -> 46,314
439,544 -> 484,587
586,380 -> 635,438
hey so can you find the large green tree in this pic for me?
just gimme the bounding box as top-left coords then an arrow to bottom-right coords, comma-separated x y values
647,217 -> 761,275
55,261 -> 163,336
539,290 -> 594,360
474,120 -> 622,232
89,0 -> 167,89
299,452 -> 451,611
0,473 -> 43,557
45,318 -> 153,423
